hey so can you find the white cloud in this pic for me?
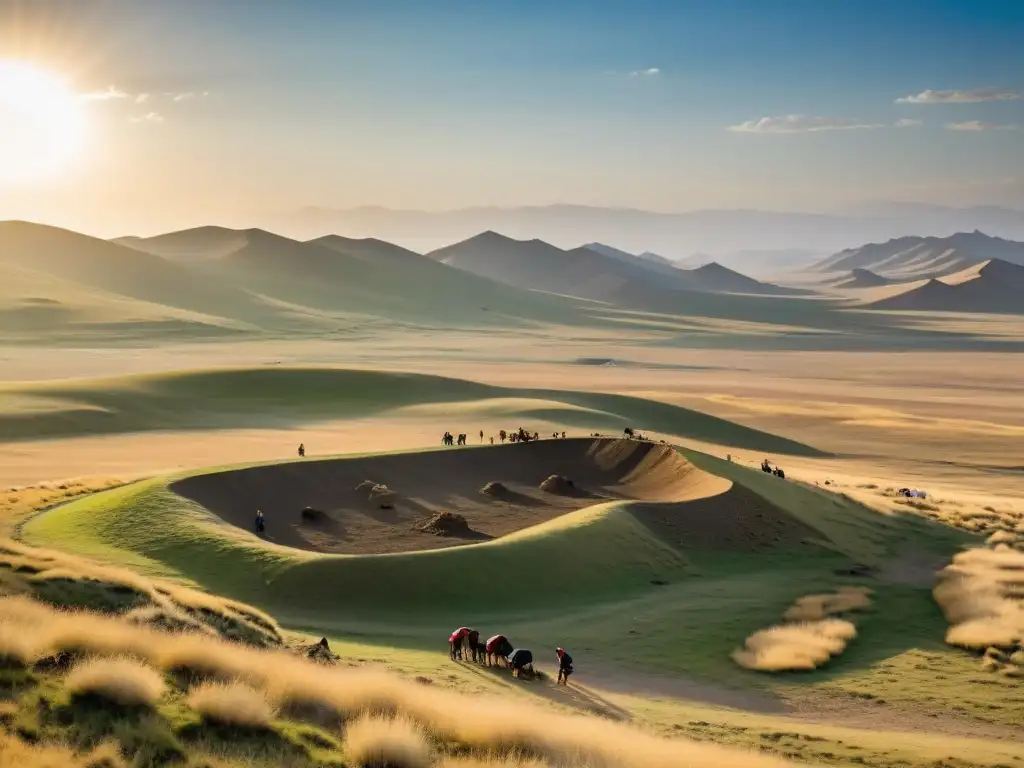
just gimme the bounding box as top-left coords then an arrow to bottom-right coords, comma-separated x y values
81,85 -> 128,101
135,93 -> 149,103
727,115 -> 883,134
896,87 -> 1023,104
945,120 -> 1017,132
172,91 -> 195,101
129,112 -> 164,124
895,118 -> 922,128
630,67 -> 661,77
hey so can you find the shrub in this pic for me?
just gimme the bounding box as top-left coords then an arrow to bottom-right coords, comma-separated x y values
65,657 -> 165,708
189,680 -> 275,728
344,714 -> 431,768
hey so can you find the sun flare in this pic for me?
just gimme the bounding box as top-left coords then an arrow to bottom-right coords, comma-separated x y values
0,60 -> 87,187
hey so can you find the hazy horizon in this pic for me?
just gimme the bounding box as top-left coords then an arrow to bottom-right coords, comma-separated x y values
1,0 -> 1022,240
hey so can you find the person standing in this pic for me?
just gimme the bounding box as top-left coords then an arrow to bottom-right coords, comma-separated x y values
556,647 -> 573,685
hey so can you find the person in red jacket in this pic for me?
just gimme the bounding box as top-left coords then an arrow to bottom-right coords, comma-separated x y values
485,634 -> 514,666
449,627 -> 471,660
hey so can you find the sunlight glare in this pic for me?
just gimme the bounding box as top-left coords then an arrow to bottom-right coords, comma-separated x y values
0,60 -> 87,187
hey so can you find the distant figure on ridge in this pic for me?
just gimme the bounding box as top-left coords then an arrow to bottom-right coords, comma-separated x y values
556,647 -> 574,685
479,430 -> 484,443
254,510 -> 266,535
297,443 -> 305,458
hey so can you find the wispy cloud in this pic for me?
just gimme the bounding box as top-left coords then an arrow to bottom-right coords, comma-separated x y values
170,91 -> 195,101
894,118 -> 922,128
945,120 -> 1017,131
129,112 -> 164,124
629,67 -> 661,77
896,87 -> 1023,104
727,115 -> 883,134
80,85 -> 128,102
135,93 -> 149,104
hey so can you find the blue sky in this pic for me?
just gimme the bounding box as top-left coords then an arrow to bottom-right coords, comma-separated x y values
1,0 -> 1022,234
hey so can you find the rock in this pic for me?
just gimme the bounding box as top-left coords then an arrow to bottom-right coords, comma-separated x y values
481,481 -> 510,497
306,636 -> 339,664
300,507 -> 325,522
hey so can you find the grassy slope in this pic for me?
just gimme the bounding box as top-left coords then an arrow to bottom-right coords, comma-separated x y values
0,367 -> 826,457
18,447 -> 1024,765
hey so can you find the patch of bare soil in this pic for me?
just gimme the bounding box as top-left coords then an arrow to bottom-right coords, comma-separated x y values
629,483 -> 823,554
171,437 -> 726,555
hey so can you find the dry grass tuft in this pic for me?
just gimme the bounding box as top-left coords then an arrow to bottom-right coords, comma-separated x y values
0,619 -> 45,667
344,714 -> 432,768
732,619 -> 856,671
65,657 -> 166,708
782,586 -> 872,622
933,545 -> 1024,650
986,530 -> 1020,548
189,680 -> 276,728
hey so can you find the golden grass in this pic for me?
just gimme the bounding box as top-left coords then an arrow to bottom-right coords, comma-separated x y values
0,537 -> 280,648
732,619 -> 857,672
733,586 -> 869,672
65,657 -> 166,707
782,586 -> 872,622
0,595 -> 800,768
0,618 -> 46,666
0,730 -> 82,768
344,714 -> 432,768
189,680 -> 276,728
933,545 -> 1024,650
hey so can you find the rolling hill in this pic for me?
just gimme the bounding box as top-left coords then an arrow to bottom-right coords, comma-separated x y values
864,258 -> 1024,314
831,268 -> 893,289
813,231 -> 1024,280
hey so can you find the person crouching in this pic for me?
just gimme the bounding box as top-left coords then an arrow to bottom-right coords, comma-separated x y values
556,647 -> 574,685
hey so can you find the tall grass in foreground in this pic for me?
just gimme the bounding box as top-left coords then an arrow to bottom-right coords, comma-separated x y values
344,714 -> 431,768
0,594 -> 800,768
65,657 -> 166,707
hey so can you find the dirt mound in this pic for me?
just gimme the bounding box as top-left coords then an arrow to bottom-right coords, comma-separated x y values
540,474 -> 576,494
418,512 -> 472,537
481,481 -> 510,497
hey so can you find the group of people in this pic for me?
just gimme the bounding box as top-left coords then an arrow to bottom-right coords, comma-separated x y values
442,432 -> 468,446
761,459 -> 785,479
448,627 -> 574,685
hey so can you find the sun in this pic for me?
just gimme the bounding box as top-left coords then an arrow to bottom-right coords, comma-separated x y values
0,60 -> 87,187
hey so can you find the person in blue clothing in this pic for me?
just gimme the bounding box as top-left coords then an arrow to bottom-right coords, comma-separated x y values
556,647 -> 574,685
254,510 -> 266,535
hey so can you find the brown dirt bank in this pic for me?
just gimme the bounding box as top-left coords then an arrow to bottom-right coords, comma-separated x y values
170,437 -> 730,554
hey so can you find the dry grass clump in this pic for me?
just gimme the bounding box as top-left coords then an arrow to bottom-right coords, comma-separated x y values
933,545 -> 1024,650
0,538 -> 280,648
986,530 -> 1021,548
732,586 -> 868,672
782,586 -> 872,622
189,680 -> 276,728
65,657 -> 166,708
0,592 -> 805,768
344,714 -> 431,768
732,619 -> 856,672
0,619 -> 46,667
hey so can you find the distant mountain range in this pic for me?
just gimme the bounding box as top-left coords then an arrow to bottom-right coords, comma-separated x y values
265,203 -> 1024,261
812,231 -> 1024,279
427,232 -> 801,310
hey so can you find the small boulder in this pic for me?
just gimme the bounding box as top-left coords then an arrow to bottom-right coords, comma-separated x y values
306,637 -> 339,664
481,481 -> 509,497
300,507 -> 326,523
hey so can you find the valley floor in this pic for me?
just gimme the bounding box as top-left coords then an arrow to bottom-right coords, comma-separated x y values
2,332 -> 1023,767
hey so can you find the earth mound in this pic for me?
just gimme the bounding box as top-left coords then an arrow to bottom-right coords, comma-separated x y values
418,512 -> 472,537
540,474 -> 576,494
481,481 -> 510,496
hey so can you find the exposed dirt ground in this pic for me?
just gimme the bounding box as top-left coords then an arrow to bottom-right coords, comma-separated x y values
171,437 -> 733,554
